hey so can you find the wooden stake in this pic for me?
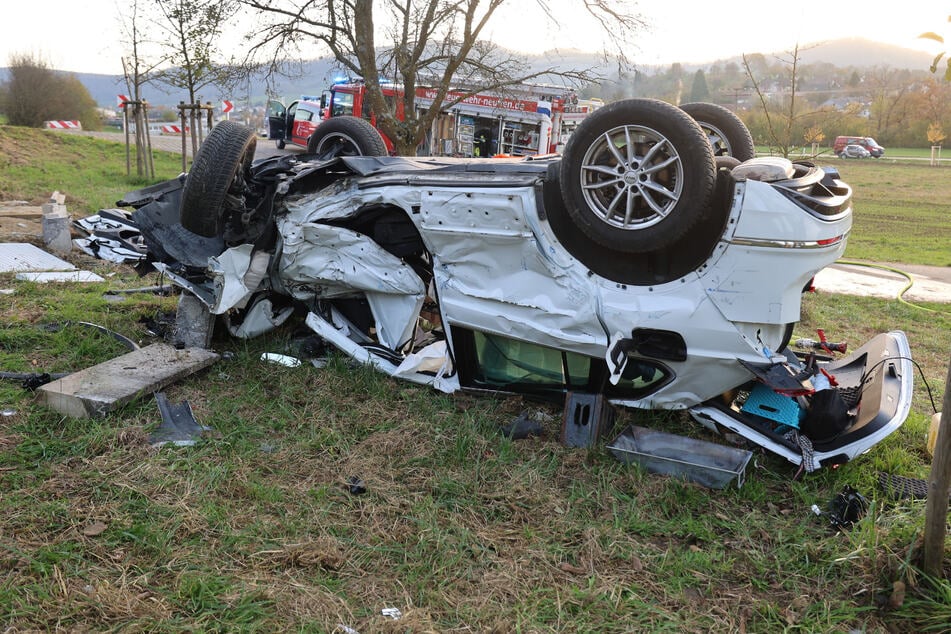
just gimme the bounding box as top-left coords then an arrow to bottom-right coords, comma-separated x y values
923,355 -> 951,578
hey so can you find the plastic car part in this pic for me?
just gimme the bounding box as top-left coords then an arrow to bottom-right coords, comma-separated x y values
180,121 -> 257,238
679,102 -> 756,161
151,392 -> 211,447
770,164 -> 852,219
731,157 -> 796,182
818,485 -> 869,529
306,115 -> 388,157
560,98 -> 717,254
128,179 -> 226,268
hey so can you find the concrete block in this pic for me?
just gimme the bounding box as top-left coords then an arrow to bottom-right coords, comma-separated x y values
15,270 -> 105,283
36,343 -> 219,418
42,192 -> 71,255
173,293 -> 216,348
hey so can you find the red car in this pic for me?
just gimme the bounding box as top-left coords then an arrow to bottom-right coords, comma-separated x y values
266,99 -> 326,150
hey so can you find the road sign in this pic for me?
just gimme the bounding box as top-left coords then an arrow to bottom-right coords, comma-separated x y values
117,94 -> 130,107
222,100 -> 234,113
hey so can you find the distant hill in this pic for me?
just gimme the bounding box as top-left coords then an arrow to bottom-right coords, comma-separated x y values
797,38 -> 934,70
0,38 -> 937,109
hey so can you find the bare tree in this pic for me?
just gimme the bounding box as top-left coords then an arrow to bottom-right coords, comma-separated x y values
865,66 -> 913,142
743,43 -> 832,158
152,0 -> 242,105
238,0 -> 644,155
118,0 -> 165,177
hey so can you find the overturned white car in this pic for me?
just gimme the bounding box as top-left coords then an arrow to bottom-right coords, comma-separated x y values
125,99 -> 913,472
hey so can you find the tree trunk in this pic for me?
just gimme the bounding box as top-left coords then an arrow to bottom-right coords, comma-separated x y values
923,355 -> 951,579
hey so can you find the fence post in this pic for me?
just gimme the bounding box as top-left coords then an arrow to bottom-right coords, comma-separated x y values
923,355 -> 951,579
123,104 -> 130,176
178,102 -> 188,174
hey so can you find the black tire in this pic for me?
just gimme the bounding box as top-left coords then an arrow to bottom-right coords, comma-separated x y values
560,98 -> 717,254
679,102 -> 755,161
276,139 -> 286,150
180,121 -> 256,238
306,115 -> 388,157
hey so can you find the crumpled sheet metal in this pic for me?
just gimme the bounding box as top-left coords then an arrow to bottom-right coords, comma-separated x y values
224,295 -> 294,339
206,244 -> 273,314
279,223 -> 425,350
305,312 -> 458,393
421,190 -> 605,355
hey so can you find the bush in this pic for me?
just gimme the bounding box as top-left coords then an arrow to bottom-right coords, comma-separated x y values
0,53 -> 101,131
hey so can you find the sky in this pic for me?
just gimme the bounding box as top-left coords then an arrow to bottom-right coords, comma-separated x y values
0,0 -> 946,75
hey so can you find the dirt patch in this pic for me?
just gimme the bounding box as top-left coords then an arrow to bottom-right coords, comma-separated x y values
0,202 -> 44,243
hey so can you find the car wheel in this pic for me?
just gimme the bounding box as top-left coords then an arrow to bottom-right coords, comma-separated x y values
560,98 -> 716,254
180,120 -> 256,238
276,139 -> 286,150
307,115 -> 388,157
679,102 -> 755,161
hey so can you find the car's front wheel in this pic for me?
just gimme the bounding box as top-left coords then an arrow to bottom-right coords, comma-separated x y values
180,120 -> 257,238
560,98 -> 717,254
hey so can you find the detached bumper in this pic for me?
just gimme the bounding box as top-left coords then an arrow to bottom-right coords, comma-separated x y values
689,331 -> 913,471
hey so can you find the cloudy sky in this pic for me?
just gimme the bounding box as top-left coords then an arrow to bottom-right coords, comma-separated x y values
1,0 -> 945,75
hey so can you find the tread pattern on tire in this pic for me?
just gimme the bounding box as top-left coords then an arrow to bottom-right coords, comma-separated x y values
679,102 -> 755,162
180,120 -> 257,238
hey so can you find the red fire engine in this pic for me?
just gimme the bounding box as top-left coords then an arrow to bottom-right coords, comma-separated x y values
267,80 -> 600,156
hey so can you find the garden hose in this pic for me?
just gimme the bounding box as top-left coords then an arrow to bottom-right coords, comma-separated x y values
835,259 -> 949,315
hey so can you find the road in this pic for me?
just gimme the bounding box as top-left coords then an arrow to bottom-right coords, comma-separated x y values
60,128 -> 299,161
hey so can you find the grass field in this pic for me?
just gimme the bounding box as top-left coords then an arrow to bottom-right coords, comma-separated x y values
0,126 -> 950,632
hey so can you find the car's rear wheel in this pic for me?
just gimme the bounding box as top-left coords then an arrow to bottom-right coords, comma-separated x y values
307,115 -> 388,157
560,98 -> 717,254
679,102 -> 755,161
180,120 -> 256,238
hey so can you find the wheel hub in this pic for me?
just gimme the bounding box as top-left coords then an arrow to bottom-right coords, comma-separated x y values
579,124 -> 683,231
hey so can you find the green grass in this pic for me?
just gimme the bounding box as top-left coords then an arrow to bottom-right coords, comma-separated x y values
829,160 -> 951,266
0,125 -> 182,213
0,125 -> 949,631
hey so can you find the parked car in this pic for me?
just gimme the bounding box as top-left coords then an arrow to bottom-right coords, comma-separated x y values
266,98 -> 330,151
839,144 -> 871,159
833,135 -> 884,158
125,99 -> 913,472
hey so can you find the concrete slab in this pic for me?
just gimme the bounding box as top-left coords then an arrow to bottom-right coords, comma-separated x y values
0,243 -> 75,272
36,343 -> 219,418
15,271 -> 105,283
814,262 -> 951,303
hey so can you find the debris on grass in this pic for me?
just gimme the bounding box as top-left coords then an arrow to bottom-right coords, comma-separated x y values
347,476 -> 367,495
500,410 -> 546,440
261,353 -> 302,368
150,392 -> 212,447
